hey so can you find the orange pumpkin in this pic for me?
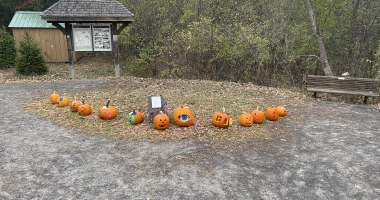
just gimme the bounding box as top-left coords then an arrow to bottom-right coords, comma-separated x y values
98,99 -> 117,120
265,106 -> 279,121
276,105 -> 287,117
250,108 -> 265,124
70,100 -> 81,112
56,96 -> 69,107
153,111 -> 170,130
239,113 -> 253,127
173,106 -> 194,127
128,110 -> 144,125
49,91 -> 60,104
78,100 -> 92,116
212,108 -> 232,128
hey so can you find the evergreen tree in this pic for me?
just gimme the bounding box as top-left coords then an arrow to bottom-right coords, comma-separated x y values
16,31 -> 48,75
0,26 -> 16,69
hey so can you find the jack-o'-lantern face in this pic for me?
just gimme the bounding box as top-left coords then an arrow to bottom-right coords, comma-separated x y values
265,106 -> 279,121
70,100 -> 81,112
250,109 -> 265,124
212,112 -> 231,128
78,101 -> 92,116
173,106 -> 194,127
239,113 -> 253,127
153,112 -> 170,130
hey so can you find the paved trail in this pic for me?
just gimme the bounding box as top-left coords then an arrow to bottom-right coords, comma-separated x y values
0,80 -> 379,199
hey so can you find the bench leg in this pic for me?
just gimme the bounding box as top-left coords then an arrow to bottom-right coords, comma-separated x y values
364,96 -> 369,104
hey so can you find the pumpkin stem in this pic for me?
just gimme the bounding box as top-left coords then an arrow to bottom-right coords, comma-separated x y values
106,99 -> 110,107
81,100 -> 84,104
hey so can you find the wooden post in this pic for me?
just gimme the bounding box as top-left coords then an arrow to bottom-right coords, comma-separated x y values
113,35 -> 120,78
63,23 -> 75,79
66,35 -> 75,79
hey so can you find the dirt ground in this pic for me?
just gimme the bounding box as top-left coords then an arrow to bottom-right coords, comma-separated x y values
0,79 -> 379,199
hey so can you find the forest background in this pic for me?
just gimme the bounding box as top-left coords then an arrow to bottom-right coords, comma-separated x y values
1,0 -> 380,88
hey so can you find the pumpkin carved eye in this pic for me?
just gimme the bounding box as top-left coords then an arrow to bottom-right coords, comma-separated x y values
173,106 -> 194,127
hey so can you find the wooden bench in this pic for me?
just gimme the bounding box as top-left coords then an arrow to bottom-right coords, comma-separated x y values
306,75 -> 380,103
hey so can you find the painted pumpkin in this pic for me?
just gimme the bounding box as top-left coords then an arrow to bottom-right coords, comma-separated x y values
212,108 -> 232,128
49,91 -> 60,104
239,113 -> 253,127
57,96 -> 69,107
265,106 -> 279,121
78,100 -> 92,116
173,106 -> 194,127
128,110 -> 144,125
70,100 -> 81,112
98,99 -> 117,120
250,108 -> 265,124
276,105 -> 287,117
153,111 -> 170,130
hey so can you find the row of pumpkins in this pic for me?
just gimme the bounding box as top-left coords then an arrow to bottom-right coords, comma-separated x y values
49,92 -> 287,130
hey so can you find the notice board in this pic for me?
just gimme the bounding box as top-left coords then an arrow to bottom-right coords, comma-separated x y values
72,24 -> 113,51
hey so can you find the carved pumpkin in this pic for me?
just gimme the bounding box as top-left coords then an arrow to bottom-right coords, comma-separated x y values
275,105 -> 287,117
265,106 -> 279,121
212,108 -> 232,128
128,110 -> 144,125
173,106 -> 194,127
78,100 -> 92,116
239,113 -> 253,127
98,99 -> 117,120
250,108 -> 265,124
70,99 -> 81,112
153,111 -> 170,130
49,91 -> 60,104
56,96 -> 69,107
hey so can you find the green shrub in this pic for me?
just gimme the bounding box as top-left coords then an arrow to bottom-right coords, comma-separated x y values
16,31 -> 48,75
0,26 -> 16,69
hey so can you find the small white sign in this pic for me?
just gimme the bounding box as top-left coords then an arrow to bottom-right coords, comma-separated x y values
151,96 -> 162,108
338,77 -> 345,80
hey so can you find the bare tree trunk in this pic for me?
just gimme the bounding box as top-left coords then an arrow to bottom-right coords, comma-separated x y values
304,0 -> 333,76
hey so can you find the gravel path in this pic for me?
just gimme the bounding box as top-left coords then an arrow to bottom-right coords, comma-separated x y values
0,80 -> 379,199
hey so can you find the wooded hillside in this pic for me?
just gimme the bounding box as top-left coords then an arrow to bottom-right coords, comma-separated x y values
2,0 -> 380,87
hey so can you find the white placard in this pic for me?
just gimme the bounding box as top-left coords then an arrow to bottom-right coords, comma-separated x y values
92,25 -> 112,51
151,96 -> 162,108
72,25 -> 93,51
